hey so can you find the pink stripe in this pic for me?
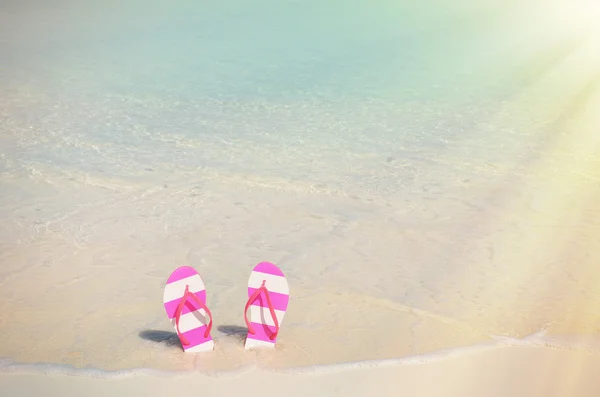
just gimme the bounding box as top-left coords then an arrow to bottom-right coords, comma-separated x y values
180,325 -> 213,351
247,288 -> 289,311
252,261 -> 285,277
166,266 -> 200,283
246,321 -> 278,344
164,290 -> 207,318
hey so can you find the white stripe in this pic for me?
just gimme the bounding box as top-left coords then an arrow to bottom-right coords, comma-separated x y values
169,309 -> 209,333
163,275 -> 205,303
249,305 -> 286,327
248,271 -> 289,295
184,340 -> 214,352
245,338 -> 275,349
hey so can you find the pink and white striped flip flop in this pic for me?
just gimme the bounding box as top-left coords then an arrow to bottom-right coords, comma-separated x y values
244,261 -> 290,349
163,266 -> 214,352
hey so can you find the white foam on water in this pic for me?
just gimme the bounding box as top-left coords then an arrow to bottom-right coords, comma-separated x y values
2,331 -> 599,379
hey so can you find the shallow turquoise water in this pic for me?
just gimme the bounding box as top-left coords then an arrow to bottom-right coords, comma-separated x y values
1,0 -> 583,180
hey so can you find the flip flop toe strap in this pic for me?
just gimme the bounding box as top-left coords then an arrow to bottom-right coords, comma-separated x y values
244,280 -> 280,340
174,285 -> 213,345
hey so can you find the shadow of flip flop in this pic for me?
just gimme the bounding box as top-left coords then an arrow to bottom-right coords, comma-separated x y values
139,329 -> 182,348
217,325 -> 248,343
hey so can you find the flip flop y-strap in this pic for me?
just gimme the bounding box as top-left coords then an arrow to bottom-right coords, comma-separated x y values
174,285 -> 213,345
244,280 -> 280,340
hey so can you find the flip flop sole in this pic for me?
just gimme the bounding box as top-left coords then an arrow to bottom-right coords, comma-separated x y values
245,261 -> 290,349
163,266 -> 214,352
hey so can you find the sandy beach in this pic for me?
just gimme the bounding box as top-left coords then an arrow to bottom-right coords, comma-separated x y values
2,0 -> 600,395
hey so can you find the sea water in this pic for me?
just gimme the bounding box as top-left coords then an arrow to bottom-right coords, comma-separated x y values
2,0 -> 600,377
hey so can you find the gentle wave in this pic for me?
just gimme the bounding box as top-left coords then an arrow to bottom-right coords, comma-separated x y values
2,332 -> 598,379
